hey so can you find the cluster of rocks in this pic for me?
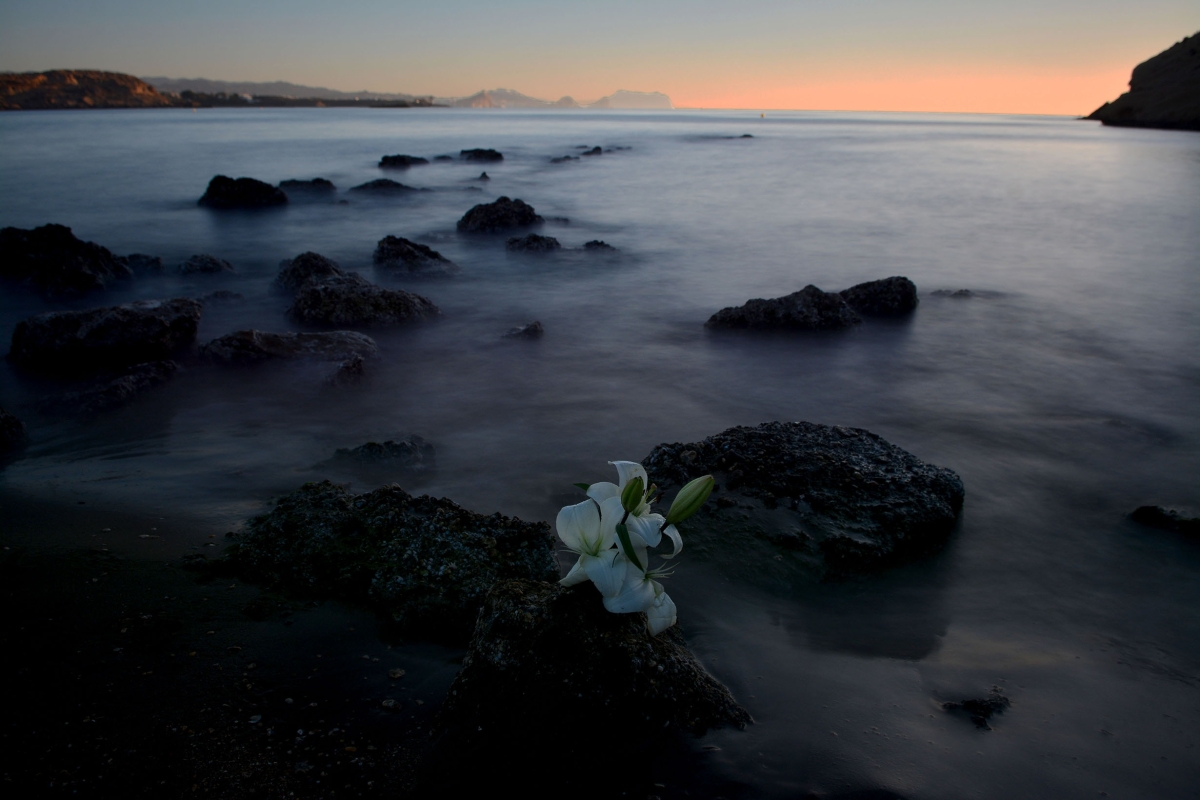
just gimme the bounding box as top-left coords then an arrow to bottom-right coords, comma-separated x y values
707,276 -> 918,331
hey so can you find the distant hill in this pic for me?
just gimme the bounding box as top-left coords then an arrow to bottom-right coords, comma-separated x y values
0,70 -> 174,110
1087,32 -> 1200,131
143,76 -> 418,102
447,87 -> 673,109
589,90 -> 673,109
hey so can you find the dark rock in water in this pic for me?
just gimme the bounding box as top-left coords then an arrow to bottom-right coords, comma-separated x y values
0,224 -> 133,297
372,236 -> 457,277
327,435 -> 435,470
278,178 -> 336,195
503,321 -> 543,339
583,239 -> 616,252
9,298 -> 202,375
178,254 -> 233,275
942,687 -> 1011,730
931,289 -> 973,298
379,154 -> 429,169
326,355 -> 365,386
457,196 -> 543,233
431,580 -> 750,790
197,290 -> 243,304
197,175 -> 287,209
460,148 -> 503,162
581,146 -> 602,156
1130,506 -> 1200,537
225,481 -> 557,638
273,252 -> 346,293
706,285 -> 861,331
642,421 -> 965,576
122,253 -> 163,274
46,360 -> 179,414
347,179 -> 417,194
288,275 -> 439,327
202,330 -> 378,364
1087,32 -> 1200,131
740,134 -> 754,138
0,407 -> 27,455
840,276 -> 918,316
476,172 -> 489,181
550,155 -> 579,163
505,233 -> 560,253
433,155 -> 454,162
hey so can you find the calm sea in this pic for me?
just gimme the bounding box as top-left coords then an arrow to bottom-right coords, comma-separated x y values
1,107 -> 1198,798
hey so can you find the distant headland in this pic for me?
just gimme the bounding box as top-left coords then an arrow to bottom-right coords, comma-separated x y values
1087,31 -> 1199,131
0,70 -> 673,111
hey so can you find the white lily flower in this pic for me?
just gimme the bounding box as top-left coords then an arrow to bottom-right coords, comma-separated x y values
589,461 -> 682,558
555,499 -> 625,597
603,559 -> 678,635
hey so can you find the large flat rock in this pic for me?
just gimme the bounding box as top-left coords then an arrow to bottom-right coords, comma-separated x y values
201,330 -> 378,364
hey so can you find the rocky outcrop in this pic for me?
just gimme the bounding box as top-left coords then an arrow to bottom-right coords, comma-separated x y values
372,236 -> 457,277
288,274 -> 439,327
325,436 -> 435,470
273,252 -> 346,293
460,148 -> 503,162
123,253 -> 163,274
505,233 -> 560,253
1129,506 -> 1200,536
197,175 -> 288,209
278,178 -> 336,196
583,240 -> 616,252
201,330 -> 378,364
456,196 -> 543,233
942,687 -> 1011,730
431,580 -> 750,790
1087,32 -> 1200,131
379,154 -> 429,168
225,481 -> 558,638
503,321 -> 544,339
325,355 -> 365,386
0,407 -> 27,455
0,224 -> 133,297
348,179 -> 417,194
840,276 -> 918,316
8,298 -> 202,375
178,254 -> 233,274
706,285 -> 861,331
642,421 -> 964,576
0,70 -> 174,110
44,360 -> 179,414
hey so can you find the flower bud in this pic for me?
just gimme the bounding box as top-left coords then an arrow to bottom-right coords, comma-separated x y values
664,475 -> 715,525
620,476 -> 645,514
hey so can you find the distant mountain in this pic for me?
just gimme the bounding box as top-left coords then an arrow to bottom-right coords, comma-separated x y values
142,77 -> 419,101
446,87 -> 673,109
1087,32 -> 1200,131
589,90 -> 673,109
1,70 -> 174,110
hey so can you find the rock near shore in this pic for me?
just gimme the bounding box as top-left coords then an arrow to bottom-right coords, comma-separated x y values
1087,32 -> 1200,131
0,224 -> 133,297
8,298 -> 202,375
840,276 -> 918,316
643,421 -> 964,576
460,148 -> 503,162
201,330 -> 378,364
372,236 -> 457,277
456,196 -> 542,233
379,154 -> 429,168
178,254 -> 233,275
198,175 -> 288,209
226,481 -> 558,638
273,252 -> 345,293
505,233 -> 560,253
707,284 -> 861,331
0,70 -> 174,111
288,274 -> 439,328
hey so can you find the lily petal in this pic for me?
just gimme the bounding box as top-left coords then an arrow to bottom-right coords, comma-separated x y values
660,524 -> 682,559
581,550 -> 625,597
600,496 -> 648,569
603,568 -> 658,614
627,512 -> 665,548
555,499 -> 601,554
610,461 -> 648,491
586,481 -> 620,504
559,555 -> 590,586
646,591 -> 678,635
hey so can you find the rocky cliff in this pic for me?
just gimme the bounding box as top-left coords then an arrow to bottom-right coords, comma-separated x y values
1,70 -> 174,110
1087,32 -> 1200,131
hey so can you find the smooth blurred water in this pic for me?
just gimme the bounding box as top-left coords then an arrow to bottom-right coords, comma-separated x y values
1,108 -> 1198,798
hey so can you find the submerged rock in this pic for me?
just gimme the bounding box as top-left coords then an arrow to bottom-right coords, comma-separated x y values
225,481 -> 557,638
942,687 -> 1011,730
8,298 -> 202,375
379,154 -> 429,168
326,435 -> 435,470
273,252 -> 346,293
550,155 -> 579,163
505,233 -> 560,253
583,239 -> 616,252
643,421 -> 964,576
706,285 -> 861,331
372,236 -> 457,277
840,276 -> 918,316
326,355 -> 365,386
0,407 -> 27,455
202,330 -> 378,364
476,172 -> 489,181
123,253 -> 163,275
502,321 -> 544,339
196,289 -> 243,305
178,254 -> 233,275
432,579 -> 750,788
45,360 -> 179,414
1129,505 -> 1200,537
347,179 -> 418,194
433,155 -> 454,162
460,148 -> 503,162
931,289 -> 973,298
198,175 -> 288,209
0,224 -> 133,297
288,275 -> 439,327
278,178 -> 337,195
457,197 -> 543,233
581,146 -> 602,156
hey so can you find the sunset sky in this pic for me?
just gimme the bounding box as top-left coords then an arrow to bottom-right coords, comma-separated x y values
1,0 -> 1196,115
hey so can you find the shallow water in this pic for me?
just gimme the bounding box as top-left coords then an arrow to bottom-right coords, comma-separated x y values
1,107 -> 1198,798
